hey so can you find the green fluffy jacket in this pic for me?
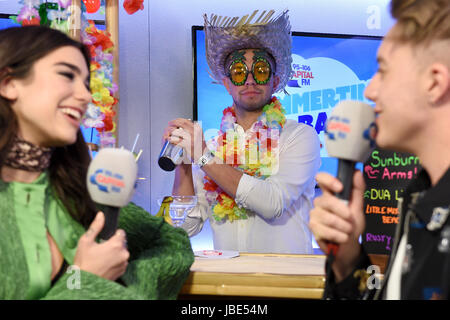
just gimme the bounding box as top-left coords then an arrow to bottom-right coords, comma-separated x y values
0,175 -> 194,300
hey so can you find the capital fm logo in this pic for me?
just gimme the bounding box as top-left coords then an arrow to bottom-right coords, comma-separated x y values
89,169 -> 125,193
325,115 -> 351,141
288,63 -> 314,88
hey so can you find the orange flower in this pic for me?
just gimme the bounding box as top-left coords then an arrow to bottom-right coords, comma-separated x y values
21,18 -> 40,26
203,176 -> 218,192
86,21 -> 114,51
222,106 -> 235,116
98,109 -> 116,132
90,61 -> 101,72
217,193 -> 235,209
123,0 -> 144,15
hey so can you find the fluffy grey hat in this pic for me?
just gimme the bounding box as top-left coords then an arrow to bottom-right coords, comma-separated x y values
203,9 -> 293,93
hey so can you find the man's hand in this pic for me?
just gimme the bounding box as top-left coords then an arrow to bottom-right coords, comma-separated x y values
309,171 -> 366,281
163,118 -> 207,163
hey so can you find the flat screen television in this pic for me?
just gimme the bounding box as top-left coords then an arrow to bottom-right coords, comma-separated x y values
191,27 -> 382,252
192,26 -> 382,177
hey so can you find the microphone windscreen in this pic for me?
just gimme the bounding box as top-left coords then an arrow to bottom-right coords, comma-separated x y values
86,148 -> 138,207
324,100 -> 376,162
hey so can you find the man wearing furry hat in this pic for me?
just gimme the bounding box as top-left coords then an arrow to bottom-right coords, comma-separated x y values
163,10 -> 321,254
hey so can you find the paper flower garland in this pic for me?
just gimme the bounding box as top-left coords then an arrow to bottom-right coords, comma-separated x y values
82,0 -> 101,13
81,18 -> 118,147
123,0 -> 144,15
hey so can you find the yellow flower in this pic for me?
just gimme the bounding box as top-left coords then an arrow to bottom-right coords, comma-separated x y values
220,194 -> 235,209
227,211 -> 240,222
213,204 -> 228,220
90,77 -> 103,92
100,88 -> 114,105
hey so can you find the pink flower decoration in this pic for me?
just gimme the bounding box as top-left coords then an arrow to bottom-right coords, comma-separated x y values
94,46 -> 113,62
17,6 -> 39,22
99,132 -> 116,147
109,83 -> 118,95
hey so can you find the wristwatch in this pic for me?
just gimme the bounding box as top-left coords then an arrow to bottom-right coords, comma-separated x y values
197,150 -> 215,168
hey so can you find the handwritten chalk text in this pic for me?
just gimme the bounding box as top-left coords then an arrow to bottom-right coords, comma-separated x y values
365,232 -> 392,251
370,150 -> 420,168
364,188 -> 404,201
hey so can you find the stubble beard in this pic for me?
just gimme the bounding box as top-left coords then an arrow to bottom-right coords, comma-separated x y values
234,95 -> 272,113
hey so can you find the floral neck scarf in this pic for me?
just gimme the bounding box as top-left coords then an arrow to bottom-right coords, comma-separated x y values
203,96 -> 286,222
3,136 -> 53,172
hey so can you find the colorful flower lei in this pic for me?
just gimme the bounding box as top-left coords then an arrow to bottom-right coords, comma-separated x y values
203,96 -> 287,222
81,18 -> 118,147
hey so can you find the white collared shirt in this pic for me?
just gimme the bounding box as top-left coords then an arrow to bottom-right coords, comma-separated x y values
385,235 -> 407,299
181,120 -> 321,254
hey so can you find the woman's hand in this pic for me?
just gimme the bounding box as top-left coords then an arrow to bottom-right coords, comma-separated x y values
73,211 -> 130,281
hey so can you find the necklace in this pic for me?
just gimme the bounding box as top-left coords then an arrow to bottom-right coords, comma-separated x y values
203,96 -> 286,222
3,136 -> 53,172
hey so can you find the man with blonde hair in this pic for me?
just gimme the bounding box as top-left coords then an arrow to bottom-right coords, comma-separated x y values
310,0 -> 450,299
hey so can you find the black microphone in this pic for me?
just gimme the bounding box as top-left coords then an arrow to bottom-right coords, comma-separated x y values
324,100 -> 376,259
86,148 -> 138,240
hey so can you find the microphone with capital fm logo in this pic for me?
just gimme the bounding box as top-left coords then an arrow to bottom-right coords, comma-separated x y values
87,148 -> 138,240
324,100 -> 376,260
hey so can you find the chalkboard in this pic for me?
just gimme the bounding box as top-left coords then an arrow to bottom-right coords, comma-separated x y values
362,148 -> 422,255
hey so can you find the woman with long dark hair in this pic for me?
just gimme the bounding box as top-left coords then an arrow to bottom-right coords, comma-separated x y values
0,26 -> 193,299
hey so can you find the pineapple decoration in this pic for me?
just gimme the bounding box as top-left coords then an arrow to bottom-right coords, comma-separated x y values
155,196 -> 174,226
